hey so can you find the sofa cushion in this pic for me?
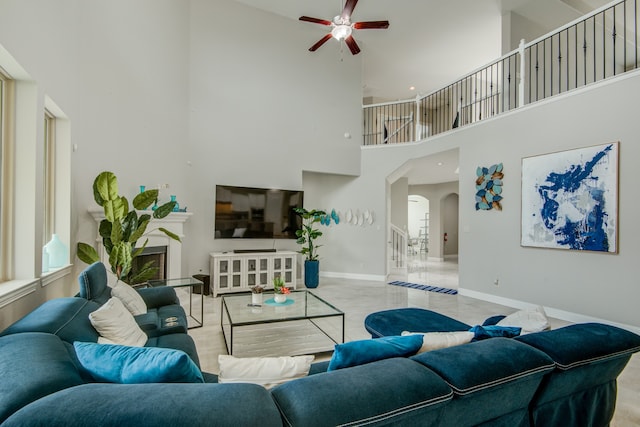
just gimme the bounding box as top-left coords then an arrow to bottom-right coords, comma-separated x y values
0,333 -> 86,423
328,334 -> 423,371
515,323 -> 640,427
412,338 -> 554,396
78,261 -> 112,305
137,286 -> 180,308
111,281 -> 147,315
515,323 -> 640,369
146,333 -> 201,368
218,355 -> 314,388
364,308 -> 471,338
74,342 -> 204,383
411,338 -> 555,426
89,298 -> 147,347
0,298 -> 101,344
272,357 -> 453,427
402,331 -> 474,353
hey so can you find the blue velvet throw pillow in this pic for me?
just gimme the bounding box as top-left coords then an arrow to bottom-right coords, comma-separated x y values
73,342 -> 204,384
328,335 -> 423,371
469,325 -> 522,341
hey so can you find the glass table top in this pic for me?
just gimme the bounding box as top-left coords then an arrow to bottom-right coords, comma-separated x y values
222,290 -> 343,326
148,277 -> 204,288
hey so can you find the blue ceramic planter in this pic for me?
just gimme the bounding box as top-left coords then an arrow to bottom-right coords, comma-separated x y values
304,260 -> 319,288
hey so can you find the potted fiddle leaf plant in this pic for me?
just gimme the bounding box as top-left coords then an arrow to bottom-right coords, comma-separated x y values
76,171 -> 180,286
293,207 -> 326,288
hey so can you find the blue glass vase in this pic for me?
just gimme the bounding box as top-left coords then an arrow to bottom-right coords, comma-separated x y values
45,234 -> 68,269
171,195 -> 180,212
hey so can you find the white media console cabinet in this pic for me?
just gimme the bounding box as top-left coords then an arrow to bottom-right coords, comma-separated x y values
209,251 -> 297,297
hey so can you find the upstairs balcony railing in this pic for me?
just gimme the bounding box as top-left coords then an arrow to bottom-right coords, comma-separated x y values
363,0 -> 639,145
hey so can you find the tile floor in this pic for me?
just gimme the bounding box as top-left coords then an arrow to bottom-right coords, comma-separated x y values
184,255 -> 639,426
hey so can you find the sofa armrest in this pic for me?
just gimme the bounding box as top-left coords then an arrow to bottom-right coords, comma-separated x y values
137,287 -> 179,308
2,383 -> 283,427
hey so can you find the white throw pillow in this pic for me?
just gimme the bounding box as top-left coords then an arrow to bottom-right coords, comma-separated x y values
496,305 -> 550,334
111,282 -> 147,316
402,331 -> 474,353
89,297 -> 147,347
218,355 -> 314,389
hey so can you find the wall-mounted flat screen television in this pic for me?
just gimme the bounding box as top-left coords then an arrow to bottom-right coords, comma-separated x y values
214,185 -> 304,239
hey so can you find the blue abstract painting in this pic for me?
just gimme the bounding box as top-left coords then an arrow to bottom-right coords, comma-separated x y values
521,142 -> 618,253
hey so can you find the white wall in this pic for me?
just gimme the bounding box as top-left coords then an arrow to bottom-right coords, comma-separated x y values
186,0 -> 362,273
0,0 -> 362,324
354,72 -> 640,329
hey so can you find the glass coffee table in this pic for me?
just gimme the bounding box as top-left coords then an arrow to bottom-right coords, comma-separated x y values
221,290 -> 344,356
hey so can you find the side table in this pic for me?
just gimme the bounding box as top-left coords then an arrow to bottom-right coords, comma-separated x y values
148,277 -> 204,328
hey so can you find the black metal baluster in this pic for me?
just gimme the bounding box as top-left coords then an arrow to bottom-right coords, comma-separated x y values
613,7 -> 617,76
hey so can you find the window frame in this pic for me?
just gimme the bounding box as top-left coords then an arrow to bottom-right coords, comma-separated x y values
0,69 -> 15,282
43,109 -> 56,245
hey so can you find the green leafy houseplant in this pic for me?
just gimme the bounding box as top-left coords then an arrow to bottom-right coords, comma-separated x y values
272,276 -> 290,295
293,208 -> 326,261
77,171 -> 180,285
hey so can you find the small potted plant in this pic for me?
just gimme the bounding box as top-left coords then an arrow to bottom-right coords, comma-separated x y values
251,284 -> 264,305
273,276 -> 290,303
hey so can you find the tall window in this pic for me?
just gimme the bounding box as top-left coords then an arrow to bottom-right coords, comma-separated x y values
0,70 -> 12,281
43,110 -> 55,245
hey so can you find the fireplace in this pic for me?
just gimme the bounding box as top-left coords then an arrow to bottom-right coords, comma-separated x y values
132,246 -> 168,281
89,208 -> 192,279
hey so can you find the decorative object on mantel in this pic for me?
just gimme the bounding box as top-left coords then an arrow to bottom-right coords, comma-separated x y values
475,163 -> 504,211
294,208 -> 326,288
77,171 -> 181,285
521,142 -> 618,253
171,195 -> 180,212
272,277 -> 291,304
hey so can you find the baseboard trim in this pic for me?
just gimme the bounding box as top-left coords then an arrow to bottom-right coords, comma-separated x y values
458,288 -> 640,335
320,271 -> 386,282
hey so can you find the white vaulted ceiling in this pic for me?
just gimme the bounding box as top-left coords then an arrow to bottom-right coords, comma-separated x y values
232,0 -> 610,102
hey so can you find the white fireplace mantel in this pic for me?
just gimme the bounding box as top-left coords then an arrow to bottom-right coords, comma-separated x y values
88,208 -> 192,279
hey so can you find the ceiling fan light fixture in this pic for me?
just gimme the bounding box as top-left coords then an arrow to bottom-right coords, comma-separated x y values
332,24 -> 352,40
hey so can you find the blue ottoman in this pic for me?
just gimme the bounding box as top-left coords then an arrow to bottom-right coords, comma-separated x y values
364,308 -> 472,338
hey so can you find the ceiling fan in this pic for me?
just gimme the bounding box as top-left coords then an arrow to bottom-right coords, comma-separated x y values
299,0 -> 389,55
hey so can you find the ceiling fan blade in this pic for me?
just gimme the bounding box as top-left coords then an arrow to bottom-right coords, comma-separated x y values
299,16 -> 332,26
353,20 -> 390,30
309,34 -> 333,52
341,0 -> 358,20
344,35 -> 361,55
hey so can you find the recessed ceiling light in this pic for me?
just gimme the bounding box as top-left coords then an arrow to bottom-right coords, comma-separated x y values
437,162 -> 444,166
409,86 -> 416,91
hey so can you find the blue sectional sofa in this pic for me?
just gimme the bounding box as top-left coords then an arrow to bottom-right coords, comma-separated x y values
1,287 -> 639,426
